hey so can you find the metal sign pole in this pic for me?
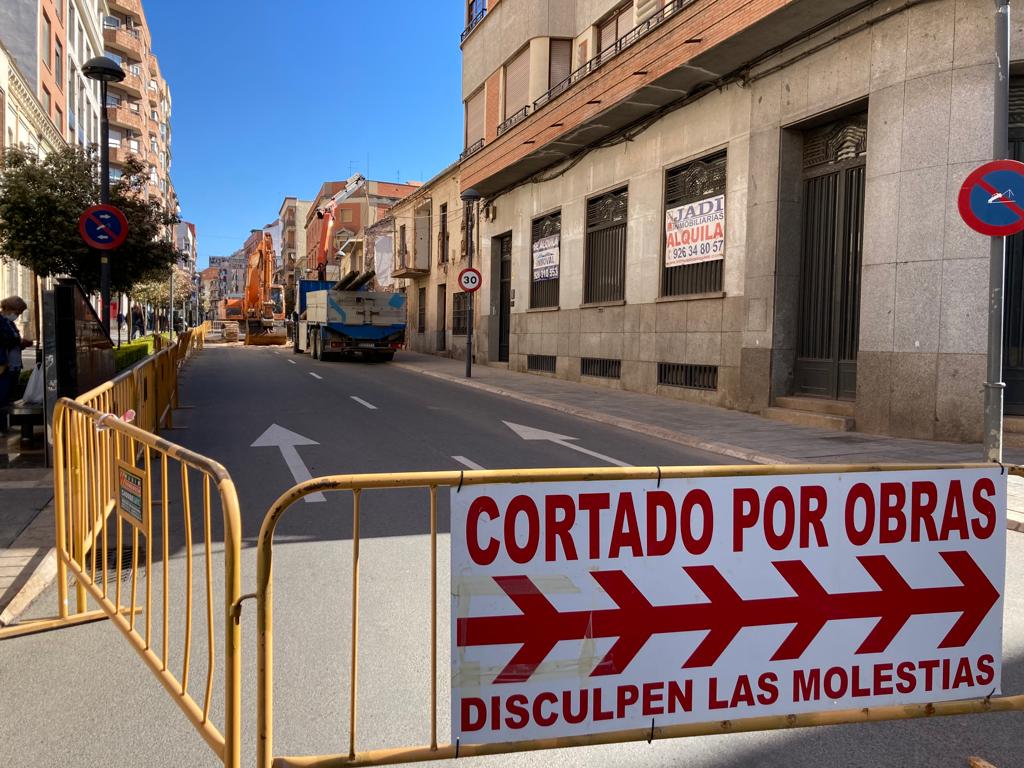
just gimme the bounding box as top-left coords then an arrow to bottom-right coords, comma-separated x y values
984,0 -> 1010,462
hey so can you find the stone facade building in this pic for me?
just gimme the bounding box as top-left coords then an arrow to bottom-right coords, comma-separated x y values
454,0 -> 1024,443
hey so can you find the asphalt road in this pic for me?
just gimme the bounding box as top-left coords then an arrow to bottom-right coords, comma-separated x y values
1,345 -> 1023,768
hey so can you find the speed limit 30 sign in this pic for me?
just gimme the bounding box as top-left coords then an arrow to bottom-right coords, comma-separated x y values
459,267 -> 482,293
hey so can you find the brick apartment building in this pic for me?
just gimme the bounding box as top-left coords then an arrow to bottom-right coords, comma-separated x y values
446,0 -> 1021,443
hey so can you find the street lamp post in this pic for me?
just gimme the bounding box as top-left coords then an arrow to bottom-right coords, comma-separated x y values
82,56 -> 125,336
461,187 -> 481,378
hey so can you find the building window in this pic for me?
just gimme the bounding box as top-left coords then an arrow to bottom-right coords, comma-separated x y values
503,46 -> 530,121
549,39 -> 572,89
106,93 -> 121,108
42,87 -> 52,116
438,203 -> 449,263
417,287 -> 426,333
399,224 -> 408,265
453,291 -> 470,335
662,151 -> 726,297
530,211 -> 560,308
55,40 -> 63,84
55,107 -> 63,131
342,208 -> 354,224
465,88 -> 484,149
41,14 -> 52,71
584,187 -> 628,303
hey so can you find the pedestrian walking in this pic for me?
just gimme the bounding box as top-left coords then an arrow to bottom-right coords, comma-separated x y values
131,304 -> 145,339
0,296 -> 31,433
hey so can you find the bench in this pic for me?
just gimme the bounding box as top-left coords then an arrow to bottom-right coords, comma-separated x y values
9,401 -> 44,447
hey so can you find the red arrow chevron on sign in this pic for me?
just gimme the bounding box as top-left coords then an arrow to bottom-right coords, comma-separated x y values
456,551 -> 998,685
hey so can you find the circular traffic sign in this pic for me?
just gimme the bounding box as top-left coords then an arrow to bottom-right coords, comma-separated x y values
958,159 -> 1024,236
459,267 -> 482,293
79,204 -> 129,250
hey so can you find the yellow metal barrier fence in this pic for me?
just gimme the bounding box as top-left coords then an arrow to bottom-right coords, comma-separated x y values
256,463 -> 1024,768
0,320 -> 241,767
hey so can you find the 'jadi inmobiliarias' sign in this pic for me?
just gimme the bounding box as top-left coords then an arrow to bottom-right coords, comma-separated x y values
665,194 -> 725,268
532,235 -> 560,282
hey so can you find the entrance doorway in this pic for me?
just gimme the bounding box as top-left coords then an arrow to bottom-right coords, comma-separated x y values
497,233 -> 512,362
793,115 -> 867,400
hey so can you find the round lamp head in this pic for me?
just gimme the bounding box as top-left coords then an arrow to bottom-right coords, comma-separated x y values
82,56 -> 126,83
461,187 -> 481,203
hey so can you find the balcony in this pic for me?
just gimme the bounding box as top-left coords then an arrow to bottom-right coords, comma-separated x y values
392,249 -> 429,279
115,70 -> 144,98
497,105 -> 530,137
103,25 -> 143,58
460,138 -> 485,161
107,104 -> 143,131
107,145 -> 141,165
461,1 -> 486,42
461,0 -> 857,194
109,0 -> 142,17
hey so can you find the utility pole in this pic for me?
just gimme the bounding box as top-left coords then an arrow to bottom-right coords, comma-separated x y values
460,188 -> 481,378
984,0 -> 1011,462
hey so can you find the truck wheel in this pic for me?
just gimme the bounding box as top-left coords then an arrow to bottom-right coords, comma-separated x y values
312,334 -> 320,360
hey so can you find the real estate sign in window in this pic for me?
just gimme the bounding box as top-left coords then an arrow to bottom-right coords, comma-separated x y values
665,194 -> 725,267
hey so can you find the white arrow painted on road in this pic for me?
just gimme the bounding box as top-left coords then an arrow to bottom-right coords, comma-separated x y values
251,424 -> 325,503
502,421 -> 631,467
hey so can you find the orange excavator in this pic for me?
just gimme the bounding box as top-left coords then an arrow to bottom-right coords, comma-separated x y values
242,230 -> 287,346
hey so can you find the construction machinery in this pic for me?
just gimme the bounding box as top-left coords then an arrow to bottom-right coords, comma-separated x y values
242,230 -> 288,346
292,174 -> 406,361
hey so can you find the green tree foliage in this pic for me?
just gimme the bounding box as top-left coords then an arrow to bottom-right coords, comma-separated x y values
0,145 -> 181,294
131,263 -> 192,308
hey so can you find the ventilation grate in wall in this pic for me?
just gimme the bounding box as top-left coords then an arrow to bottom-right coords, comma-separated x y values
658,362 -> 718,390
527,354 -> 557,373
581,357 -> 622,379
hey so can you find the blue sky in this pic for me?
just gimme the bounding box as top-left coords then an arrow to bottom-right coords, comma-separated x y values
144,1 -> 464,267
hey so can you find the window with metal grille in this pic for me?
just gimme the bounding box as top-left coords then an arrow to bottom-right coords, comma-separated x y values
527,354 -> 557,373
453,291 -> 470,335
438,203 -> 449,263
657,362 -> 718,390
530,211 -> 561,308
417,287 -> 426,333
581,357 -> 621,379
663,152 -> 727,296
584,188 -> 628,303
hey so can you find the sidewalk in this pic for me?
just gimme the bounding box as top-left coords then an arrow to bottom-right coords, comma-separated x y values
0,469 -> 55,626
392,351 -> 1024,532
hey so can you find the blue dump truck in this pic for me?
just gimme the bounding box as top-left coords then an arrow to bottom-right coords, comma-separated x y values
293,273 -> 406,362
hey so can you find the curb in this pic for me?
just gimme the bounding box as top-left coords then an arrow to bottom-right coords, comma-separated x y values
394,361 -> 1024,535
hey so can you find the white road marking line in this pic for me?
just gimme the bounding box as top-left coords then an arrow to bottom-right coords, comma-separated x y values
351,396 -> 377,410
503,421 -> 632,467
251,424 -> 325,503
310,372 -> 323,380
288,359 -> 297,365
452,456 -> 485,470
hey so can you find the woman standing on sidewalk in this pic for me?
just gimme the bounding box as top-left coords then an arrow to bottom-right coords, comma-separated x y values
0,296 -> 31,432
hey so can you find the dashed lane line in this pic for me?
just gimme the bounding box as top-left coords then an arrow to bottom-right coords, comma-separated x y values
288,359 -> 296,365
452,456 -> 485,470
351,396 -> 377,410
310,372 -> 323,380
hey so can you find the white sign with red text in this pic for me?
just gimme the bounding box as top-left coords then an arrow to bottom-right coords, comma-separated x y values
665,194 -> 725,267
450,469 -> 1006,744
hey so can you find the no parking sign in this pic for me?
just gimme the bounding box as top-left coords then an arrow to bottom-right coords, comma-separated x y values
958,159 -> 1024,236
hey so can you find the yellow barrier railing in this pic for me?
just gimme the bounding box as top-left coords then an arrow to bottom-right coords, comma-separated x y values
256,464 -> 1024,768
0,319 -> 240,766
